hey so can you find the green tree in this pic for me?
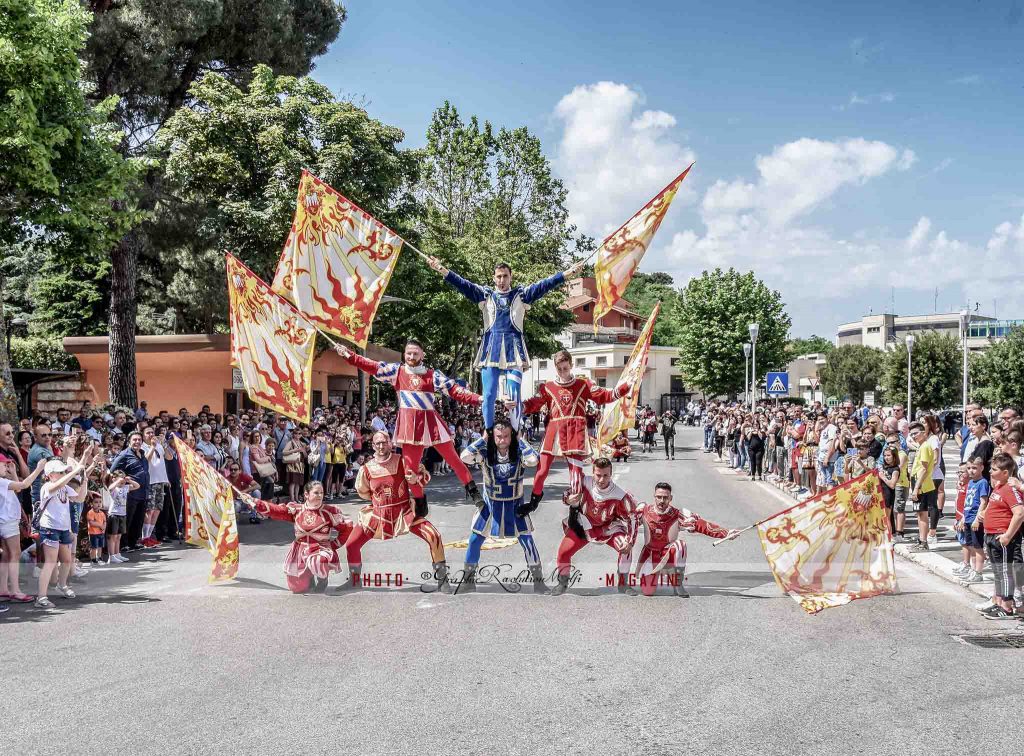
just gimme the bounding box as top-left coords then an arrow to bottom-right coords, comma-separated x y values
154,64 -> 418,333
881,331 -> 960,412
623,271 -> 685,346
676,268 -> 791,397
818,344 -> 884,402
80,0 -> 348,407
0,0 -> 138,422
970,327 -> 1024,410
786,335 -> 834,356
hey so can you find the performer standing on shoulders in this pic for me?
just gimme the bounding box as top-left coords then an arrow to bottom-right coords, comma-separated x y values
334,339 -> 483,508
427,256 -> 586,431
457,420 -> 547,594
635,482 -> 739,598
254,481 -> 353,594
345,432 -> 451,593
552,457 -> 638,597
518,349 -> 629,516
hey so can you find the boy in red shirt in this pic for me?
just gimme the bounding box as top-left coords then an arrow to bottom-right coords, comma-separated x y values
975,453 -> 1024,619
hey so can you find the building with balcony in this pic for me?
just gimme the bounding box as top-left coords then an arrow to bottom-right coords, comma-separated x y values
835,312 -> 1014,352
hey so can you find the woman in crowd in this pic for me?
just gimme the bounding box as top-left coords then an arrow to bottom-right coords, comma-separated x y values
247,431 -> 277,502
281,432 -> 306,503
746,419 -> 766,481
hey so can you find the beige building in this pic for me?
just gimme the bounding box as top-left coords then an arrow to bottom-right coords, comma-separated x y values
835,312 -> 1016,352
785,353 -> 828,403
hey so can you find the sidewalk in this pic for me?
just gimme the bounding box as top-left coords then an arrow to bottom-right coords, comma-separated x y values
701,446 -> 996,603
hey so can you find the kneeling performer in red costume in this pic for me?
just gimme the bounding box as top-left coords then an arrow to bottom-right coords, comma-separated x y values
552,457 -> 638,596
254,481 -> 353,594
344,432 -> 452,592
635,482 -> 739,597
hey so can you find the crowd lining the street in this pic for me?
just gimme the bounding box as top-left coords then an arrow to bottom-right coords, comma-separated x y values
699,398 -> 1024,620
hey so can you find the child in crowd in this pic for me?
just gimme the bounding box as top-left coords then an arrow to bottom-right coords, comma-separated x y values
953,458 -> 988,584
87,495 -> 107,565
976,453 -> 1024,619
103,470 -> 139,564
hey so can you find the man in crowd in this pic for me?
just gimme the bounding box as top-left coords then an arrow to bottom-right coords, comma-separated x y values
110,431 -> 150,551
27,423 -> 54,506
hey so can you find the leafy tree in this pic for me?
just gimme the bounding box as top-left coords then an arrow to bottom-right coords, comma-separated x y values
623,272 -> 685,346
881,331 -> 960,412
786,335 -> 834,356
817,345 -> 884,402
80,0 -> 348,407
154,64 -> 418,333
0,0 -> 138,422
970,327 -> 1024,410
676,268 -> 791,397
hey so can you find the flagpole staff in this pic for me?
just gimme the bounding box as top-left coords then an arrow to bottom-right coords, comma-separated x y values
711,522 -> 758,547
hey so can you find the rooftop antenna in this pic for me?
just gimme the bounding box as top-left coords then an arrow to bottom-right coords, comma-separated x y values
890,286 -> 895,315
933,287 -> 938,313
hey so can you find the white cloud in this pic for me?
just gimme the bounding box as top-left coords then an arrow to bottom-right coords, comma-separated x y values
639,135 -> 1024,332
700,137 -> 916,228
948,74 -> 982,85
906,217 -> 931,250
836,91 -> 896,110
553,81 -> 696,236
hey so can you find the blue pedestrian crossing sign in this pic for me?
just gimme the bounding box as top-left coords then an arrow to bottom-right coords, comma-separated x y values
765,372 -> 789,396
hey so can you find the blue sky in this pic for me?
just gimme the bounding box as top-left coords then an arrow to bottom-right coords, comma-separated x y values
312,1 -> 1024,336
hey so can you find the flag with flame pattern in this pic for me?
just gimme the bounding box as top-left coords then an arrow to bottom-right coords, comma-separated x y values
272,171 -> 403,348
593,165 -> 691,330
757,470 -> 897,614
175,437 -> 240,583
596,302 -> 660,449
227,253 -> 316,424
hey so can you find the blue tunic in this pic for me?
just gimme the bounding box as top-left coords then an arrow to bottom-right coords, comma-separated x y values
461,437 -> 539,537
444,269 -> 565,370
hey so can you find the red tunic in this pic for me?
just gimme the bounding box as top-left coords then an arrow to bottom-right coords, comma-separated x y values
524,376 -> 627,456
254,501 -> 353,577
346,353 -> 480,445
563,475 -> 638,551
354,453 -> 429,539
636,504 -> 728,575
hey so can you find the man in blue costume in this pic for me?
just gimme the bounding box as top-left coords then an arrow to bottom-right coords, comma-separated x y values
427,256 -> 585,430
456,420 -> 547,593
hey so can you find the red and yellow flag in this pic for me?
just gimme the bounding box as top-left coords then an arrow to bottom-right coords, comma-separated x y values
757,471 -> 897,615
594,165 -> 691,330
175,437 -> 240,583
597,302 -> 660,449
272,171 -> 403,348
227,253 -> 316,424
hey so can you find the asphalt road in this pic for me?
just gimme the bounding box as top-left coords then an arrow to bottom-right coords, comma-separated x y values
3,427 -> 1022,756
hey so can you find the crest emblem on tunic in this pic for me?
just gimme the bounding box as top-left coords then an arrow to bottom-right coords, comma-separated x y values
558,390 -> 572,406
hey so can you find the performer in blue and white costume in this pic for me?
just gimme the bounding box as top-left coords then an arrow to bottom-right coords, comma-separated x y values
456,421 -> 548,593
428,256 -> 585,430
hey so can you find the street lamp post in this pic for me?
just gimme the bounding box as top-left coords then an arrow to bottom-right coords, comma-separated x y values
960,309 -> 970,426
748,323 -> 759,411
743,342 -> 751,407
906,334 -> 915,421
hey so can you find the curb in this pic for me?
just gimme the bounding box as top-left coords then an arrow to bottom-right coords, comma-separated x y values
702,453 -> 995,602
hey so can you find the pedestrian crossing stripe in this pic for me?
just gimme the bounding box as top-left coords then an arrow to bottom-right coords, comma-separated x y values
768,376 -> 786,393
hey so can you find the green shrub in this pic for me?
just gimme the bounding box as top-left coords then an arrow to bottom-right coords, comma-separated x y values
9,336 -> 80,371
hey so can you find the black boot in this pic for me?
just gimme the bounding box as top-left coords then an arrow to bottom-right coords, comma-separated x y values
516,491 -> 542,518
433,561 -> 452,594
312,574 -> 330,594
551,572 -> 570,596
456,564 -> 477,594
340,567 -> 362,591
673,567 -> 689,598
414,496 -> 428,519
616,573 -> 638,596
530,565 -> 550,594
465,481 -> 484,509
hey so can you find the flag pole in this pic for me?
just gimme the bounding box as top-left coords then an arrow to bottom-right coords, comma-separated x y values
711,522 -> 758,547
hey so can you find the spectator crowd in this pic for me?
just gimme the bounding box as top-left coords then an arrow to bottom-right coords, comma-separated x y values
700,398 -> 1024,620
